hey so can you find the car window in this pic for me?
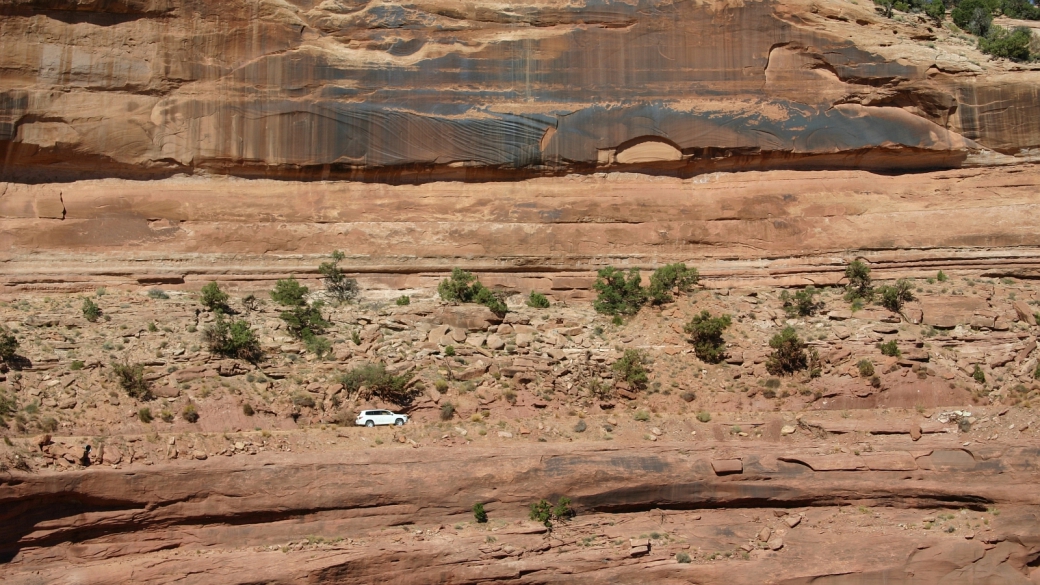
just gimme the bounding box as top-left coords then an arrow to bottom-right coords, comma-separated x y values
381,411 -> 392,415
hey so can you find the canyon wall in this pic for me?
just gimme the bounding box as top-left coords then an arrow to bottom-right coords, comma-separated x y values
2,0 -> 1040,287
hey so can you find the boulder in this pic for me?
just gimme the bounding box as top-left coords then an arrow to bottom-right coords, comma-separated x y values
432,306 -> 502,332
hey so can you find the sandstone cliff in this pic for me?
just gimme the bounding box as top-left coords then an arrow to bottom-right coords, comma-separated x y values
1,0 -> 1038,183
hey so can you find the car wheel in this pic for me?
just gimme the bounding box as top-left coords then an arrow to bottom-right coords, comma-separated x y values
394,418 -> 404,426
365,420 -> 374,427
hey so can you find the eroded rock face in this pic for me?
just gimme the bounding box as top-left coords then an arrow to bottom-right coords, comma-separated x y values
1,0 -> 1037,182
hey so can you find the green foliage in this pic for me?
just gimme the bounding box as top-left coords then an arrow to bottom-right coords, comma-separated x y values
781,286 -> 824,317
351,330 -> 362,345
444,345 -> 455,357
1033,361 -> 1040,380
952,0 -> 994,35
138,407 -> 153,423
319,250 -> 360,303
1001,0 -> 1040,19
766,327 -> 808,375
182,403 -> 199,423
676,552 -> 692,563
300,331 -> 330,358
199,282 -> 230,311
338,362 -> 419,406
879,340 -> 901,357
161,410 -> 174,423
634,410 -> 651,421
593,267 -> 646,316
844,260 -> 873,302
973,364 -> 986,384
874,0 -> 895,17
527,291 -> 551,308
979,26 -> 1034,61
858,359 -> 875,377
647,263 -> 699,305
0,389 -> 16,418
877,279 -> 915,313
82,297 -> 102,322
684,311 -> 732,364
936,270 -> 948,282
0,326 -> 18,363
243,403 -> 255,416
148,322 -> 158,332
112,362 -> 151,400
202,311 -> 263,362
529,497 -> 574,529
440,402 -> 455,421
473,502 -> 488,523
696,411 -> 712,423
925,0 -> 946,23
437,268 -> 507,315
70,360 -> 84,370
147,288 -> 169,300
473,286 -> 507,315
39,417 -> 58,432
396,295 -> 411,306
279,302 -> 331,340
271,277 -> 309,307
612,349 -> 649,389
438,268 -> 480,302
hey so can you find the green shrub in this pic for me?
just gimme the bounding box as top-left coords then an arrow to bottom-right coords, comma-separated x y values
680,391 -> 696,402
612,349 -> 649,389
199,282 -> 230,311
437,268 -> 507,315
925,0 -> 946,24
0,389 -> 17,418
843,260 -> 873,302
138,407 -> 153,423
877,279 -> 915,313
1001,0 -> 1040,19
952,0 -> 993,35
319,250 -> 360,303
696,411 -> 711,423
112,362 -> 151,400
1034,362 -> 1040,380
973,364 -> 986,384
70,360 -> 85,371
676,552 -> 692,563
147,322 -> 158,332
279,303 -> 330,340
648,263 -> 699,305
593,267 -> 646,316
182,403 -> 199,423
634,410 -> 651,422
40,417 -> 58,432
0,326 -> 18,363
781,286 -> 824,317
527,291 -> 550,308
271,277 -> 309,306
858,359 -> 875,377
147,288 -> 169,299
243,403 -> 255,416
158,409 -> 173,422
303,332 -> 333,359
879,340 -> 901,357
766,327 -> 808,375
979,26 -> 1033,61
444,345 -> 455,357
529,497 -> 574,528
351,330 -> 362,345
473,502 -> 488,523
936,270 -> 948,282
684,311 -> 732,364
396,295 -> 411,306
338,363 -> 419,406
440,402 -> 455,421
202,312 -> 263,362
82,298 -> 102,322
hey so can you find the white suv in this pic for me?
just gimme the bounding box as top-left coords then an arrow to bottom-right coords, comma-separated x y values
355,410 -> 408,427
